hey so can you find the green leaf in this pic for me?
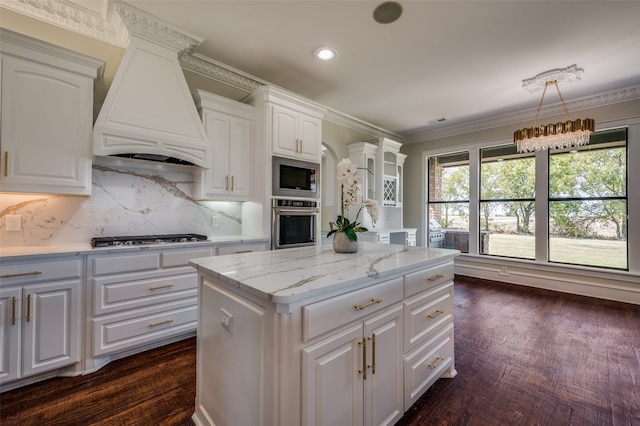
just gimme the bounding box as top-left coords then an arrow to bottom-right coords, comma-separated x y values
344,228 -> 358,241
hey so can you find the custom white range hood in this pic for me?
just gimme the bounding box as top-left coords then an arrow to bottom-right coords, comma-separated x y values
93,4 -> 210,167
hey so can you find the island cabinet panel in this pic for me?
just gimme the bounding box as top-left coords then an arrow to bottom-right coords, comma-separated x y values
190,244 -> 459,426
302,304 -> 403,426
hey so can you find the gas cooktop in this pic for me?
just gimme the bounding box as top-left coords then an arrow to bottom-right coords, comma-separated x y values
90,233 -> 208,248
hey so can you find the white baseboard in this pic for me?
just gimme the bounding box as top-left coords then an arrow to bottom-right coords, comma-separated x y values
454,254 -> 640,305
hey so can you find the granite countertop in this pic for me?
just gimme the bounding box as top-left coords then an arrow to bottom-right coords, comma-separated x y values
0,235 -> 269,259
189,243 -> 459,304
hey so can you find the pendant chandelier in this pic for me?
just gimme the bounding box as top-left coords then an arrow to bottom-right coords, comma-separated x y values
514,74 -> 595,153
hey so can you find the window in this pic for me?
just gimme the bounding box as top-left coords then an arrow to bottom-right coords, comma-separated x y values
424,127 -> 630,272
548,128 -> 628,269
480,146 -> 536,260
427,152 -> 469,251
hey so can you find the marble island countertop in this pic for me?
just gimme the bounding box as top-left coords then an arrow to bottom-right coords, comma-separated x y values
189,243 -> 459,304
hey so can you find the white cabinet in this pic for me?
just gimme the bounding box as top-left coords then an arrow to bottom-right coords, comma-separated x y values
272,104 -> 323,161
215,240 -> 269,255
302,305 -> 403,426
86,246 -> 213,369
195,90 -> 254,200
248,86 -> 325,163
0,256 -> 82,386
0,29 -> 104,195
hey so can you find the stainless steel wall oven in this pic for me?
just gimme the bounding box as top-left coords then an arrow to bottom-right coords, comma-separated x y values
272,199 -> 319,249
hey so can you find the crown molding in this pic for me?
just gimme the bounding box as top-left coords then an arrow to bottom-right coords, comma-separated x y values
5,1 -> 639,144
403,85 -> 640,144
1,0 -> 128,47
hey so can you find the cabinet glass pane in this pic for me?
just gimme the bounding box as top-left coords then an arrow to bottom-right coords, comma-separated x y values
384,152 -> 396,175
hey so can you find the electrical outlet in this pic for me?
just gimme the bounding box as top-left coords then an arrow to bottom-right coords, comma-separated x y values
212,216 -> 220,228
6,215 -> 21,232
499,266 -> 510,276
220,308 -> 233,334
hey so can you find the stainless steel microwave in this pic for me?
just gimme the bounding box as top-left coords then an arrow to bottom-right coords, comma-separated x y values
272,156 -> 320,198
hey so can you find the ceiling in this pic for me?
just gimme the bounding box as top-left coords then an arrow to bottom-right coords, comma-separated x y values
7,0 -> 640,141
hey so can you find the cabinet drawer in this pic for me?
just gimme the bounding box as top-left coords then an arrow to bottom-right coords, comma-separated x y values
94,273 -> 197,315
0,258 -> 82,285
161,248 -> 213,268
303,277 -> 403,341
404,282 -> 454,352
93,299 -> 197,356
404,322 -> 454,410
216,242 -> 267,256
404,262 -> 453,298
91,253 -> 160,276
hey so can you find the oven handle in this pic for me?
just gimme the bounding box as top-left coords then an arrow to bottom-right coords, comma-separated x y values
274,208 -> 319,215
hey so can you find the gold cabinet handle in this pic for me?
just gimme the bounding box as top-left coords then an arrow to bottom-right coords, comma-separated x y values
428,356 -> 444,369
149,284 -> 173,291
235,249 -> 253,253
369,334 -> 376,374
1,271 -> 42,279
354,298 -> 382,311
26,294 -> 31,322
427,309 -> 444,319
3,151 -> 7,177
225,175 -> 229,191
231,175 -> 235,191
11,296 -> 17,325
427,274 -> 444,282
149,319 -> 173,328
358,338 -> 367,380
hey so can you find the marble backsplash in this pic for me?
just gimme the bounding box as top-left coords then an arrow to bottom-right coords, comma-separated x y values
0,162 -> 243,248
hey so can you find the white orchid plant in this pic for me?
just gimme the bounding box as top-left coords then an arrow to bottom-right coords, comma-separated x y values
327,158 -> 379,241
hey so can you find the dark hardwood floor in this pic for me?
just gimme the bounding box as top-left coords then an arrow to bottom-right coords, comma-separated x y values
1,276 -> 639,425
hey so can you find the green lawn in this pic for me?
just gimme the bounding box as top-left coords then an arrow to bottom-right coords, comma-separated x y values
486,233 -> 627,269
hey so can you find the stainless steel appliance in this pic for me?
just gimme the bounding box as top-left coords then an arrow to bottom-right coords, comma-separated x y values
272,156 -> 320,198
428,219 -> 445,248
272,199 -> 319,249
90,233 -> 208,248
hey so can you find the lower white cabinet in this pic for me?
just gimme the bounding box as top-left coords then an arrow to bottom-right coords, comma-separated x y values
0,257 -> 82,386
302,305 -> 403,426
86,245 -> 213,368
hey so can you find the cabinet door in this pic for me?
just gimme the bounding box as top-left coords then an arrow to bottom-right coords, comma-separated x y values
272,105 -> 299,158
228,116 -> 252,197
202,109 -> 232,196
302,324 -> 364,426
22,280 -> 80,377
0,56 -> 93,195
0,288 -> 21,383
298,113 -> 322,161
363,305 -> 403,426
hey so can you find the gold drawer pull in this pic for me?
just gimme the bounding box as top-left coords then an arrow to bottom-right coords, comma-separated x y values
235,250 -> 253,253
369,333 -> 376,374
231,175 -> 235,191
427,309 -> 444,319
428,356 -> 444,369
149,319 -> 173,328
149,284 -> 174,291
427,274 -> 444,281
11,297 -> 17,325
1,271 -> 42,279
354,298 -> 382,311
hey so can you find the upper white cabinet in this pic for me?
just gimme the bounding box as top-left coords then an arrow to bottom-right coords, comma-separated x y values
248,86 -> 325,163
0,29 -> 104,195
194,90 -> 254,200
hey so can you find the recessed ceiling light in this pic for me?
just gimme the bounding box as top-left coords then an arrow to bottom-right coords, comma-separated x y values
373,1 -> 403,24
314,46 -> 337,61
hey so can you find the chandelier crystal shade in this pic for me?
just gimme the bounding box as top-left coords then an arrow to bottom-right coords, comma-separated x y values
514,79 -> 594,153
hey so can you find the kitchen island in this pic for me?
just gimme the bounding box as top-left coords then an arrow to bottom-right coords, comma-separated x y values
189,243 -> 459,426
